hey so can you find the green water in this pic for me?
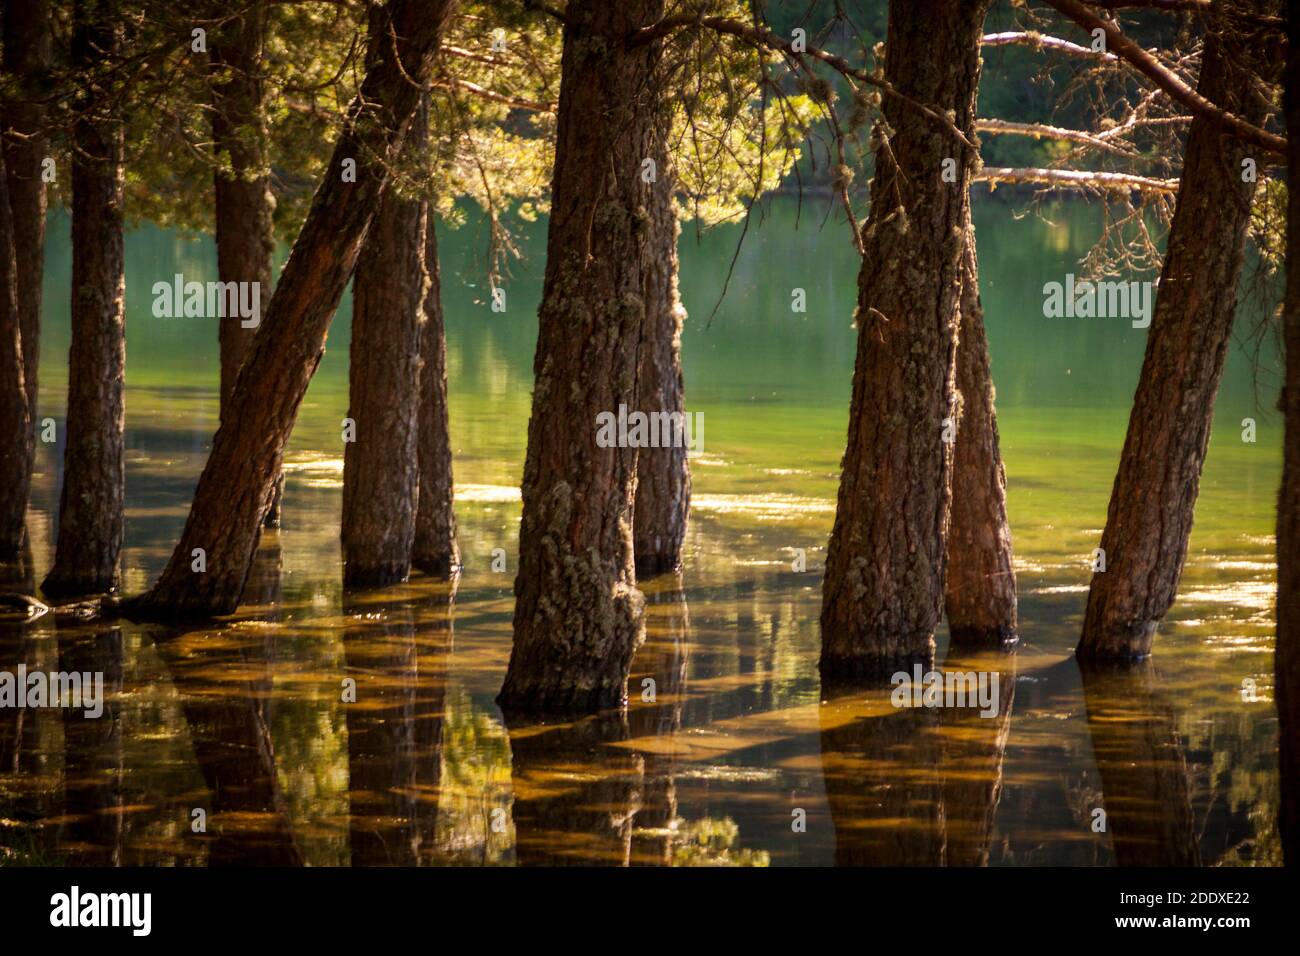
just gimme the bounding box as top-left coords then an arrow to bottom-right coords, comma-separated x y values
0,195 -> 1282,866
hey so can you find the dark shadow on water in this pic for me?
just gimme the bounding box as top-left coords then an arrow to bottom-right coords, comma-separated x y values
1080,660 -> 1201,866
341,579 -> 456,866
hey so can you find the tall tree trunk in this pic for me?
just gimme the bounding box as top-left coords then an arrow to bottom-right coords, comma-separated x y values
341,104 -> 427,589
1078,21 -> 1271,660
945,217 -> 1017,645
0,151 -> 30,556
209,0 -> 282,527
410,212 -> 459,576
42,0 -> 125,598
634,124 -> 689,577
1,0 -> 50,557
497,0 -> 665,716
819,0 -> 989,684
125,0 -> 456,618
1276,0 -> 1300,868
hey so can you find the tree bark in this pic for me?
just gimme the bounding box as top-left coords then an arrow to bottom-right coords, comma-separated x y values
497,0 -> 665,716
410,212 -> 459,576
341,105 -> 427,589
0,151 -> 30,556
1,0 -> 50,558
209,0 -> 282,528
1276,0 -> 1300,868
944,216 -> 1017,646
633,122 -> 689,577
820,0 -> 989,684
1078,22 -> 1271,660
125,0 -> 456,618
42,0 -> 125,598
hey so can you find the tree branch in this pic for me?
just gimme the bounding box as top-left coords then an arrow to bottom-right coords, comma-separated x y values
975,166 -> 1179,192
630,14 -> 976,149
981,31 -> 1117,61
975,117 -> 1139,156
1042,0 -> 1286,155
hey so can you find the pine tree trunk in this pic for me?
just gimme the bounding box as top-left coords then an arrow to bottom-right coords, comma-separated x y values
497,0 -> 665,716
125,0 -> 456,618
820,0 -> 989,684
209,0 -> 282,527
0,151 -> 30,556
411,212 -> 459,576
42,0 -> 125,598
341,107 -> 427,589
1276,0 -> 1300,868
1,0 -> 50,557
1078,27 -> 1270,660
945,216 -> 1017,645
634,126 -> 689,576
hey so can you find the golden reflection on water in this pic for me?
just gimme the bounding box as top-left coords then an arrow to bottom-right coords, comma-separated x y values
0,509 -> 1282,865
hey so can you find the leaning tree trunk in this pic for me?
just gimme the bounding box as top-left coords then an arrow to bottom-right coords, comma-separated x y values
1,0 -> 50,557
820,0 -> 989,683
125,0 -> 456,618
633,122 -> 690,577
410,211 -> 459,577
0,152 -> 29,556
42,0 -> 125,598
341,103 -> 427,589
209,0 -> 282,527
497,0 -> 665,716
944,215 -> 1017,645
1078,21 -> 1271,661
1276,0 -> 1300,868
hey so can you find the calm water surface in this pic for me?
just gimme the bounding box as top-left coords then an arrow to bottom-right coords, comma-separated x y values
0,197 -> 1282,865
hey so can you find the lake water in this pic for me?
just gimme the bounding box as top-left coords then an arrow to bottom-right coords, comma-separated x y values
0,195 -> 1282,865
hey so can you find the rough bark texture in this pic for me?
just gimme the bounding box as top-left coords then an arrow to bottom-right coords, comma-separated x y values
497,0 -> 665,716
411,214 -> 459,577
209,0 -> 282,528
0,151 -> 30,555
944,217 -> 1017,646
1,0 -> 49,556
1277,0 -> 1300,868
820,0 -> 989,684
633,125 -> 689,576
126,0 -> 455,617
1080,663 -> 1201,865
341,107 -> 427,589
42,0 -> 125,598
1079,23 -> 1271,660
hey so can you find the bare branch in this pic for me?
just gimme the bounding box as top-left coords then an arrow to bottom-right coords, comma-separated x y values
975,117 -> 1139,156
975,166 -> 1179,193
980,31 -> 1117,61
1042,0 -> 1286,156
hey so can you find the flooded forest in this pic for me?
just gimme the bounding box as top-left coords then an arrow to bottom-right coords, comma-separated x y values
1,0 -> 1299,874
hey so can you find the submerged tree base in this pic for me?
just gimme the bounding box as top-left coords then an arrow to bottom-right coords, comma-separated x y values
1077,619 -> 1158,663
948,624 -> 1019,650
819,634 -> 936,697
